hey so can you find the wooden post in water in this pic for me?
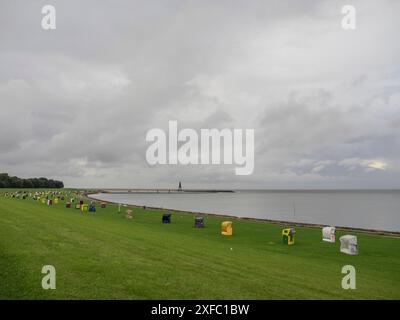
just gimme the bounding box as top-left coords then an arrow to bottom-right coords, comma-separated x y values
293,201 -> 296,218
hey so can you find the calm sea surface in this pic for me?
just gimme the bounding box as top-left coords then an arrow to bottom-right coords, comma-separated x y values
90,190 -> 400,232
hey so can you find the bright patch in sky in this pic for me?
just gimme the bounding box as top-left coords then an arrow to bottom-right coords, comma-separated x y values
365,160 -> 387,170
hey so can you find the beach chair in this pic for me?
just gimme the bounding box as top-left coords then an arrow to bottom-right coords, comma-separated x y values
126,209 -> 133,219
322,226 -> 336,243
162,213 -> 171,224
221,221 -> 233,236
282,228 -> 296,245
340,235 -> 358,255
194,216 -> 205,228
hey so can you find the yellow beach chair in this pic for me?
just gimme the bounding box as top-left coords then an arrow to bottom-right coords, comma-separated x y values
282,228 -> 296,245
221,221 -> 233,236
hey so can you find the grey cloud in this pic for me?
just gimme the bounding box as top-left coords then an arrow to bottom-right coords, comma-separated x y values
1,0 -> 400,188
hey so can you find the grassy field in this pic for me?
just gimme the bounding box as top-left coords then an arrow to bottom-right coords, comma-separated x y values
0,189 -> 399,299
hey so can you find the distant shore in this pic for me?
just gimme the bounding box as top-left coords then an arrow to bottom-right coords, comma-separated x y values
99,188 -> 234,194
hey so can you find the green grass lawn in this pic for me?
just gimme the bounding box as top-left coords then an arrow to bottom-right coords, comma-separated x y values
0,189 -> 399,299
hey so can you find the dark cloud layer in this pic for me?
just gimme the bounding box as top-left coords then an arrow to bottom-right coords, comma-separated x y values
0,0 -> 399,188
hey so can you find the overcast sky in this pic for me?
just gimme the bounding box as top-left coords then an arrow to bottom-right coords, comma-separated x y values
1,0 -> 399,189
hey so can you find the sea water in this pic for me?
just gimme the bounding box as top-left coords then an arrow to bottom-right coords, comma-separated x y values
90,190 -> 400,232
